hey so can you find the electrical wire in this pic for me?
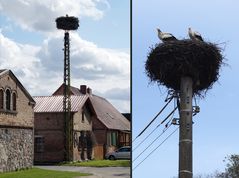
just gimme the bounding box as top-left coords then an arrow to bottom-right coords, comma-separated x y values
165,98 -> 177,127
133,127 -> 179,171
133,123 -> 172,162
133,106 -> 178,152
132,96 -> 174,143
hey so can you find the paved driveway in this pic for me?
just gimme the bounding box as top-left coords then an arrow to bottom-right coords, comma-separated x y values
36,166 -> 130,178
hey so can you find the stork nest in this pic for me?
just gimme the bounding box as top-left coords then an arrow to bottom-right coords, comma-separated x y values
56,16 -> 79,30
145,40 -> 224,96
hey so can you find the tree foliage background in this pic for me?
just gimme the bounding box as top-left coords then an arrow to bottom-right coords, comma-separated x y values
214,154 -> 239,178
174,154 -> 239,178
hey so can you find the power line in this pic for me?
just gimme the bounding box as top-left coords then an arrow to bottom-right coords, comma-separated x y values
133,123 -> 172,162
133,106 -> 178,152
133,127 -> 179,171
132,96 -> 174,142
165,98 -> 177,128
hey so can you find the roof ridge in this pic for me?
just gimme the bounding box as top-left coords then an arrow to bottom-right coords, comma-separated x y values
0,69 -> 35,103
92,94 -> 109,101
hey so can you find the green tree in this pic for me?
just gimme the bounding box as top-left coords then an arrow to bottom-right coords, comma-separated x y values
172,155 -> 239,178
215,154 -> 239,178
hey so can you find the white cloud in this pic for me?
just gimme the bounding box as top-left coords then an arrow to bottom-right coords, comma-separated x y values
0,32 -> 41,79
0,31 -> 130,112
94,87 -> 130,112
37,32 -> 130,81
0,0 -> 109,32
0,0 -> 129,112
37,32 -> 130,112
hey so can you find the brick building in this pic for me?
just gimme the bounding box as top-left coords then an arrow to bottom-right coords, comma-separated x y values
90,94 -> 131,156
34,94 -> 94,163
0,69 -> 35,172
34,84 -> 130,163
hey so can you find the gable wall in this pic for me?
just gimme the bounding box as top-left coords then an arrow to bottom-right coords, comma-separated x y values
0,73 -> 34,127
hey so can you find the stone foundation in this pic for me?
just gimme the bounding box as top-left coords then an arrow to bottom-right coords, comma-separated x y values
0,127 -> 33,172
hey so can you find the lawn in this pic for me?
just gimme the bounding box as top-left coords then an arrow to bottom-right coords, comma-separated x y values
0,168 -> 91,178
62,160 -> 130,167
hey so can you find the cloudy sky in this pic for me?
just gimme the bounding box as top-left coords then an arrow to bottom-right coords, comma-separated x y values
133,0 -> 239,177
0,0 -> 130,112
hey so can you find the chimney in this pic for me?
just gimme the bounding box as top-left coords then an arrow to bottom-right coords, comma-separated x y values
80,85 -> 87,94
87,87 -> 92,95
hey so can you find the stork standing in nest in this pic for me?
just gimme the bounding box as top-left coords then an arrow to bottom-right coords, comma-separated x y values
157,28 -> 177,43
188,27 -> 204,41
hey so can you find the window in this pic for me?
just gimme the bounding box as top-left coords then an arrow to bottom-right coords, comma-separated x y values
35,136 -> 44,153
12,92 -> 16,111
107,132 -> 117,146
0,88 -> 17,113
82,111 -> 85,123
111,132 -> 117,146
6,89 -> 11,110
119,132 -> 130,146
0,89 -> 3,109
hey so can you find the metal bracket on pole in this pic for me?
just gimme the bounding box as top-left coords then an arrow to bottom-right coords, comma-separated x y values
193,106 -> 200,116
172,118 -> 180,125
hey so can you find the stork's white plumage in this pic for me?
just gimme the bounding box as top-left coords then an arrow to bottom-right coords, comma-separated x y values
188,27 -> 203,41
157,28 -> 177,42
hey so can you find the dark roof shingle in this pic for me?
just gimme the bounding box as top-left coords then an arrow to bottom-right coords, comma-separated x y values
90,95 -> 130,131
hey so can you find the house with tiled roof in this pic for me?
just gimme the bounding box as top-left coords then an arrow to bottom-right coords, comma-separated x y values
33,84 -> 130,163
0,69 -> 35,172
90,94 -> 130,153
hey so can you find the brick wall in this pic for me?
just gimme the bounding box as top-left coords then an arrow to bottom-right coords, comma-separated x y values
73,107 -> 93,161
0,72 -> 34,172
73,107 -> 92,131
34,110 -> 94,163
34,113 -> 65,163
0,74 -> 34,127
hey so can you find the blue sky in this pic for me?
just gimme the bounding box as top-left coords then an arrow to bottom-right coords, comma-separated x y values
0,0 -> 130,112
133,0 -> 239,177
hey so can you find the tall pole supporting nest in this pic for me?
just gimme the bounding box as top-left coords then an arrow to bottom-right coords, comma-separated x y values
179,76 -> 193,178
56,15 -> 79,162
63,31 -> 72,161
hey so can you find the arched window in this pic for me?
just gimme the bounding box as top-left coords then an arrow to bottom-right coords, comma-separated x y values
12,92 -> 16,111
0,89 -> 3,109
6,89 -> 11,110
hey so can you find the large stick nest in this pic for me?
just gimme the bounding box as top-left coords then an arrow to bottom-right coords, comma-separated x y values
145,40 -> 224,96
56,16 -> 79,30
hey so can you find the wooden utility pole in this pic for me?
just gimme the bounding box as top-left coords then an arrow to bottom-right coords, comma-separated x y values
179,76 -> 193,178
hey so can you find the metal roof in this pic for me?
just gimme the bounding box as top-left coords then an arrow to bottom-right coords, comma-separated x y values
33,84 -> 130,132
34,95 -> 88,113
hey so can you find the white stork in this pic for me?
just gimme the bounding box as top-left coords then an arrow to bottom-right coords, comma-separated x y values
188,27 -> 203,41
157,28 -> 177,43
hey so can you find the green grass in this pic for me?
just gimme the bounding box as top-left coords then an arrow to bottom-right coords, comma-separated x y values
0,168 -> 91,178
62,160 -> 130,167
